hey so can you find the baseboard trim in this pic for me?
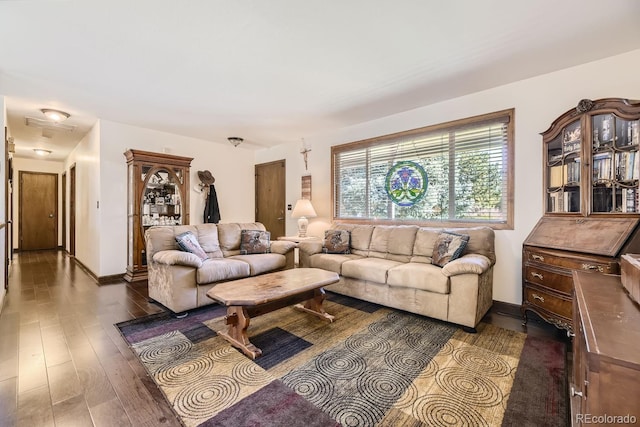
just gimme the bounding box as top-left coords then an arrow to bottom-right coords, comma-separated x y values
98,274 -> 127,285
491,300 -> 522,318
72,257 -> 125,286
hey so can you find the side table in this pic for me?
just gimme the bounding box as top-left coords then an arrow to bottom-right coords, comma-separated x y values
277,236 -> 321,267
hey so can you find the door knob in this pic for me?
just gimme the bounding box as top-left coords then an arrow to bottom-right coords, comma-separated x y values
48,214 -> 54,218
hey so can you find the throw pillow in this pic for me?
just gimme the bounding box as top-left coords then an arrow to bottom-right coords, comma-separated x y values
431,231 -> 469,267
240,230 -> 271,254
175,231 -> 208,260
323,229 -> 351,254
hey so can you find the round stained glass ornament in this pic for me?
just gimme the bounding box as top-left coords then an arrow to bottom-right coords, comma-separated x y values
385,161 -> 428,207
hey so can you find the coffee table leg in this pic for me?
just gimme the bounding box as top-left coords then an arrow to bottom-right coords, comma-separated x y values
294,288 -> 335,322
217,306 -> 263,359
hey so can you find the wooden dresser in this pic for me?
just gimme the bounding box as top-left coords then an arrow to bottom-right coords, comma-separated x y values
522,217 -> 640,331
571,271 -> 640,426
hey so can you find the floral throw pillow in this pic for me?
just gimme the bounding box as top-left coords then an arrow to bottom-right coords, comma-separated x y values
431,232 -> 469,267
175,231 -> 208,261
240,230 -> 271,255
323,229 -> 351,254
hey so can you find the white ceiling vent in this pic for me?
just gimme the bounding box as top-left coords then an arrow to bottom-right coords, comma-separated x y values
25,117 -> 76,133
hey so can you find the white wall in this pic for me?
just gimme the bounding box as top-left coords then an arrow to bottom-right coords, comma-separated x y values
256,49 -> 640,305
11,157 -> 65,250
64,121 -> 101,274
97,120 -> 256,277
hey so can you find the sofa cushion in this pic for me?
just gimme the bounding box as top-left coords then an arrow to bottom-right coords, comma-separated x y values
446,226 -> 496,265
387,263 -> 450,294
145,225 -> 197,258
432,232 -> 469,267
332,224 -> 374,256
175,231 -> 208,260
410,227 -> 443,264
218,222 -> 266,256
323,230 -> 350,254
368,226 -> 393,257
309,253 -> 363,274
194,224 -> 224,258
196,259 -> 250,285
240,230 -> 271,254
341,258 -> 403,283
386,225 -> 418,262
229,253 -> 286,276
153,250 -> 203,268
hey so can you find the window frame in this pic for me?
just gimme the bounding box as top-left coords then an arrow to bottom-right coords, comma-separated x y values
331,108 -> 515,230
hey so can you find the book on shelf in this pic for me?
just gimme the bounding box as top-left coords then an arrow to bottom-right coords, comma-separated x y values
548,190 -> 579,213
592,153 -> 612,181
615,151 -> 638,180
549,165 -> 566,187
549,192 -> 562,213
566,161 -> 580,184
592,187 -> 612,212
623,188 -> 638,213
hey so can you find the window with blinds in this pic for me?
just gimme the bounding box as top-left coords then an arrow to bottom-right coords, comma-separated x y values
332,109 -> 514,229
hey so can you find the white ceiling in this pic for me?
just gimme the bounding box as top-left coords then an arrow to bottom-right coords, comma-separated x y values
2,0 -> 640,160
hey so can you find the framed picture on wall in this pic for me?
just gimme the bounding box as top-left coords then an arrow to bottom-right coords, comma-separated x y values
301,175 -> 311,200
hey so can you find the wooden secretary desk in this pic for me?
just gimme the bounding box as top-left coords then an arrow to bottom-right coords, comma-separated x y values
522,98 -> 640,332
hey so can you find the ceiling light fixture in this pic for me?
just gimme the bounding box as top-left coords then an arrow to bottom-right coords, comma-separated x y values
228,137 -> 243,147
33,148 -> 52,156
41,108 -> 70,122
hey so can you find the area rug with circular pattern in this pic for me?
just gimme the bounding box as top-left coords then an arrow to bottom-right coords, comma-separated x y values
116,293 -> 567,427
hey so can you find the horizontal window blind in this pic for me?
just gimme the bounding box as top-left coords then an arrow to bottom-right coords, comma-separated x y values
332,110 -> 513,227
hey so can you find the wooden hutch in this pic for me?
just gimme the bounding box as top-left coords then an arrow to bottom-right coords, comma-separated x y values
124,149 -> 193,282
522,98 -> 640,331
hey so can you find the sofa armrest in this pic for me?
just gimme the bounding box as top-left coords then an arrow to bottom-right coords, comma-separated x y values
269,240 -> 296,254
298,241 -> 323,255
152,250 -> 203,268
441,254 -> 491,277
298,241 -> 324,268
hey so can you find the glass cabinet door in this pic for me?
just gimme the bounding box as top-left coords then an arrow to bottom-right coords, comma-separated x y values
591,114 -> 640,213
546,119 -> 581,213
141,165 -> 185,229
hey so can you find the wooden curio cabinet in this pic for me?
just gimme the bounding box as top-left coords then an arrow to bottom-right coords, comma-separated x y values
523,98 -> 640,331
124,149 -> 193,282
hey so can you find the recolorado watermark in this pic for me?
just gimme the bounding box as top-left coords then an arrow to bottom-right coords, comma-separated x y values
576,414 -> 637,424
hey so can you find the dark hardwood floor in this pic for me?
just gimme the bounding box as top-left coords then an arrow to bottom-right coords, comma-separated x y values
0,250 -> 569,426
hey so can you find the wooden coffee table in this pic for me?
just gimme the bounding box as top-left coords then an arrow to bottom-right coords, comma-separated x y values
206,268 -> 339,359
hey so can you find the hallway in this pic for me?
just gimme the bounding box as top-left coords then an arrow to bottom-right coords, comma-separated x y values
0,250 -> 179,426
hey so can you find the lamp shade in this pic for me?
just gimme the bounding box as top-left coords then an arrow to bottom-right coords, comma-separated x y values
291,199 -> 317,218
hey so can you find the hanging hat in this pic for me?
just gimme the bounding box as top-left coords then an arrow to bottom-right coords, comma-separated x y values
197,170 -> 215,185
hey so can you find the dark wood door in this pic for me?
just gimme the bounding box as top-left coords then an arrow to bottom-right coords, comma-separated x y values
69,165 -> 76,256
255,160 -> 286,238
62,172 -> 66,252
19,171 -> 58,250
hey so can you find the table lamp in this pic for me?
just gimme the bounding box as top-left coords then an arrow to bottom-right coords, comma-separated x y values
291,199 -> 317,238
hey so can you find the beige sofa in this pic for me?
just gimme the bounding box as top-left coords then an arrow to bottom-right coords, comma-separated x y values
299,224 -> 495,330
145,222 -> 296,313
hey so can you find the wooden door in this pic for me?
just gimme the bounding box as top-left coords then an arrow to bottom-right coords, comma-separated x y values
62,172 -> 66,252
19,171 -> 58,250
69,165 -> 76,256
255,160 -> 286,238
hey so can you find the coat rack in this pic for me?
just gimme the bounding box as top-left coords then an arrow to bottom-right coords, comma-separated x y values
195,170 -> 215,193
